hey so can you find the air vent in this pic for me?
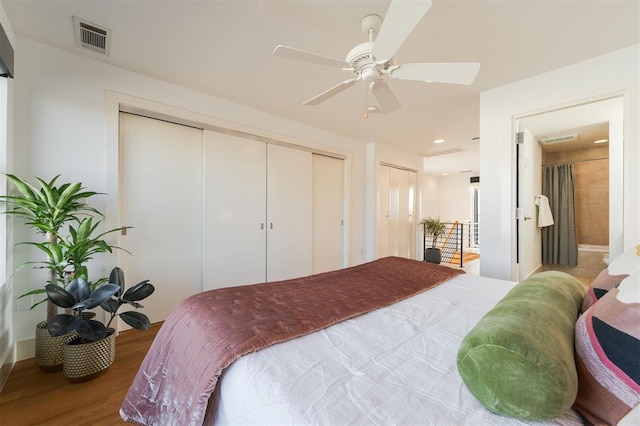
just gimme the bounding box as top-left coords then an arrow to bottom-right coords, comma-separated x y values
73,16 -> 111,55
540,134 -> 580,145
420,147 -> 466,158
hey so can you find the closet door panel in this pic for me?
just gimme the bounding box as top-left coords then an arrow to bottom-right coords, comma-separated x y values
377,165 -> 391,259
312,154 -> 344,273
397,169 -> 416,258
267,144 -> 312,281
387,166 -> 402,256
203,131 -> 267,289
119,113 -> 203,326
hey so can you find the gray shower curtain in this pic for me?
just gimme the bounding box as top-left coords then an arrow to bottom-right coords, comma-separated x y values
542,164 -> 578,266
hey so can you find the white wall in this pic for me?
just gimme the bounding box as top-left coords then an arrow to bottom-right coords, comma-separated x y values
420,174 -> 440,219
437,173 -> 475,223
480,45 -> 640,280
10,37 -> 375,357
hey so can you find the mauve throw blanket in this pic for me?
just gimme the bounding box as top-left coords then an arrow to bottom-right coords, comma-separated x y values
120,257 -> 463,425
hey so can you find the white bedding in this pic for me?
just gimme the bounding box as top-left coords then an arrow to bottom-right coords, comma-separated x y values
214,273 -> 583,425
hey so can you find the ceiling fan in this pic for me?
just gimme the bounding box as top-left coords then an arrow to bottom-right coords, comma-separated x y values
273,0 -> 480,114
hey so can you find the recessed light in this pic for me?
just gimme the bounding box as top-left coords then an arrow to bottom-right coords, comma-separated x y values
442,172 -> 448,176
433,139 -> 445,144
594,139 -> 608,144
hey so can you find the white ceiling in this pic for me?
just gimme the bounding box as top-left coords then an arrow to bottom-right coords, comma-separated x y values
520,97 -> 624,153
3,0 -> 639,174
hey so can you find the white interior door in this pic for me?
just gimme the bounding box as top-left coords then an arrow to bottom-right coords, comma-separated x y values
266,144 -> 312,282
387,167 -> 402,256
516,127 -> 543,280
118,113 -> 203,326
377,165 -> 417,259
377,165 -> 390,259
203,131 -> 267,289
312,154 -> 344,273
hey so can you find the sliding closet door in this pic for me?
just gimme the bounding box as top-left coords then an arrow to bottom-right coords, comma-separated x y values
312,154 -> 344,273
397,168 -> 416,258
119,113 -> 204,325
203,131 -> 267,289
377,165 -> 391,259
377,164 -> 417,259
267,144 -> 312,282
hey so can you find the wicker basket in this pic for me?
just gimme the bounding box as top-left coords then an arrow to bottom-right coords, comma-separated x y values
34,321 -> 74,372
34,312 -> 97,372
62,328 -> 116,383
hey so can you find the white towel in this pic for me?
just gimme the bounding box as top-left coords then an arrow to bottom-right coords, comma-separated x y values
537,195 -> 554,227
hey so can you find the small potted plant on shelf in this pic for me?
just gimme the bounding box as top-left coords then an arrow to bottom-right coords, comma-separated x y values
420,217 -> 446,264
46,266 -> 154,382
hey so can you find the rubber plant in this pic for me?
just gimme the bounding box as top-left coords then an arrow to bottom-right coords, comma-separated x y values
0,174 -> 101,321
46,267 -> 154,343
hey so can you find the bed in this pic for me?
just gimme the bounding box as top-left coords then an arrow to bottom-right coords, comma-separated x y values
120,255 -> 639,425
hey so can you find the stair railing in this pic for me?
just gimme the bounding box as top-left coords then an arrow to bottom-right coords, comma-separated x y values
422,221 -> 480,267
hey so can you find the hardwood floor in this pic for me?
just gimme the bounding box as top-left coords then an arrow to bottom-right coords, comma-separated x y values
0,322 -> 161,425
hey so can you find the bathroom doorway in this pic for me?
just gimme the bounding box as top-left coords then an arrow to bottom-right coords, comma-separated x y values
516,96 -> 623,283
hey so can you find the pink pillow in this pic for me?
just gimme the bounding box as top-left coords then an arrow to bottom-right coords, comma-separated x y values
581,269 -> 628,313
574,286 -> 640,424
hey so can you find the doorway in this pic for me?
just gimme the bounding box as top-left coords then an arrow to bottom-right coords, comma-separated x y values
516,96 -> 623,281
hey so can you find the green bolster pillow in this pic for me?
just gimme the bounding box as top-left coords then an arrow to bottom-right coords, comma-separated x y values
456,271 -> 585,420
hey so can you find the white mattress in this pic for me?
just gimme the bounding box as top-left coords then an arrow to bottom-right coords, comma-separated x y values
214,273 -> 582,425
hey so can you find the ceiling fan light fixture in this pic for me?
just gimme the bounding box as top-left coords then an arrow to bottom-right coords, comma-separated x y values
272,0 -> 478,113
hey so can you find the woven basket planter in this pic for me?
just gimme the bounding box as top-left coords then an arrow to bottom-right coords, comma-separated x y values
63,328 -> 116,383
34,321 -> 74,372
34,312 -> 97,372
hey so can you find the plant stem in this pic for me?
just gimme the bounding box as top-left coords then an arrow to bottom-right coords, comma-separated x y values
45,232 -> 58,322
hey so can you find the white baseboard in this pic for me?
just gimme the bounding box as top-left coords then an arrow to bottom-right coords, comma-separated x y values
0,343 -> 15,391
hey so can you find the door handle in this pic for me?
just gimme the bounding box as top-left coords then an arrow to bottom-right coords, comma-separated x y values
524,216 -> 532,221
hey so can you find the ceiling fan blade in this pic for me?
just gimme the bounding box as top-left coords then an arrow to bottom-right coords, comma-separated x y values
372,0 -> 433,61
370,80 -> 401,113
390,62 -> 481,85
303,78 -> 359,106
273,45 -> 347,69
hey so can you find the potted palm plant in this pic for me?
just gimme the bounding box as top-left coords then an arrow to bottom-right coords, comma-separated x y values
1,174 -> 101,320
0,174 -> 126,371
46,267 -> 154,382
420,217 -> 446,264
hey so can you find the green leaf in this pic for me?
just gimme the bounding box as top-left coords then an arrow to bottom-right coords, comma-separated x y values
28,297 -> 49,310
122,280 -> 154,302
109,267 -> 125,296
17,288 -> 46,299
73,284 -> 119,310
66,278 -> 90,303
100,298 -> 120,313
76,319 -> 108,341
45,284 -> 75,308
47,314 -> 83,337
119,311 -> 151,330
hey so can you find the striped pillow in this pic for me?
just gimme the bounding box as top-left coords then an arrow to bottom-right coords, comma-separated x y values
581,269 -> 628,313
574,278 -> 640,425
